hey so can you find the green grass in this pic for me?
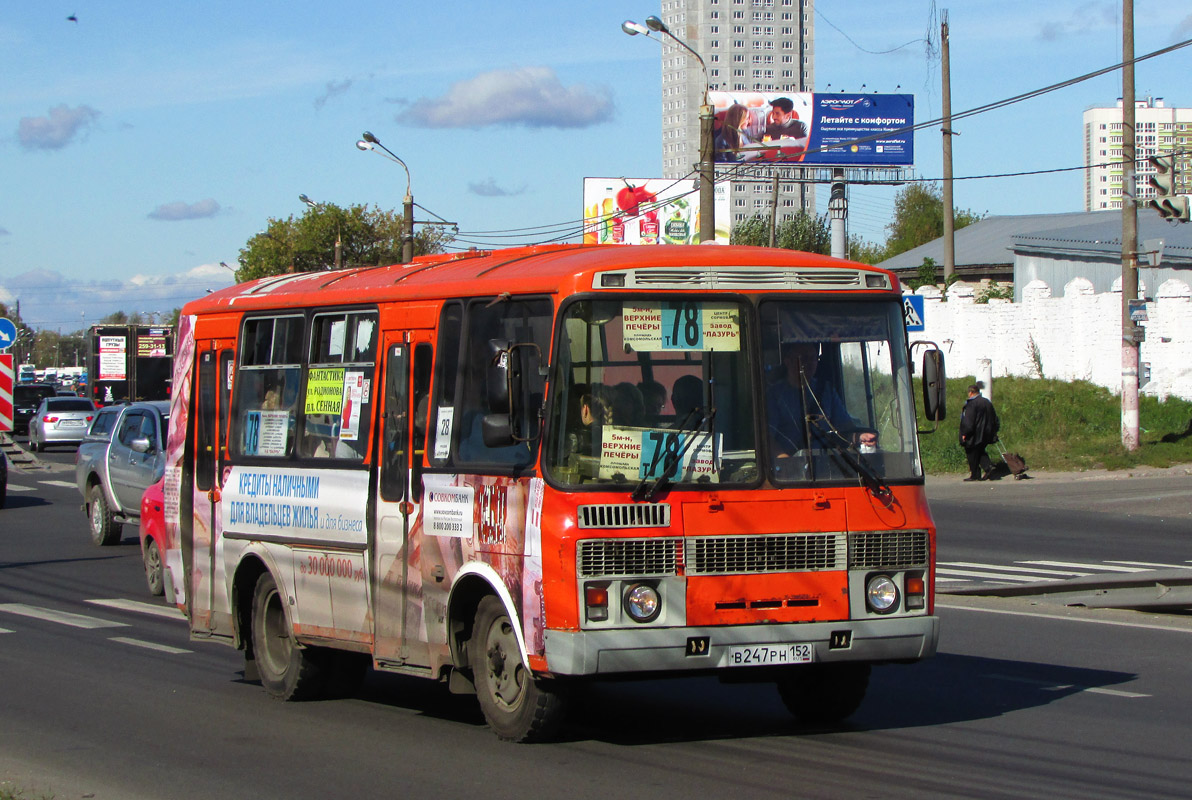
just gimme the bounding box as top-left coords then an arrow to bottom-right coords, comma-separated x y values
915,375 -> 1192,474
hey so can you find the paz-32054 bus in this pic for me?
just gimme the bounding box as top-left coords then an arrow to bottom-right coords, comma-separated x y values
160,244 -> 944,741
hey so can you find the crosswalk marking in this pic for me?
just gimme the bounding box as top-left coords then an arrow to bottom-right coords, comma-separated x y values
41,480 -> 78,489
1018,560 -> 1151,573
0,627 -> 13,634
5,483 -> 35,492
937,568 -> 1060,583
1106,560 -> 1191,569
109,636 -> 191,654
0,603 -> 129,629
87,598 -> 184,620
945,561 -> 1092,577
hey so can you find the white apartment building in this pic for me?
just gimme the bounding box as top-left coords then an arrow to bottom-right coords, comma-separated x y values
1083,97 -> 1192,211
658,0 -> 815,232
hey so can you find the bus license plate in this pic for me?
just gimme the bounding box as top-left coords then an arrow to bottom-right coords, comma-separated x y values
723,643 -> 813,667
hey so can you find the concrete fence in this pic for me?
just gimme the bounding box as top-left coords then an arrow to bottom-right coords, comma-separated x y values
906,277 -> 1192,402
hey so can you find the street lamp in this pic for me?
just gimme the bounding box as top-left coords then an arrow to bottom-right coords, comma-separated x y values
624,15 -> 715,243
299,193 -> 343,269
356,132 -> 415,263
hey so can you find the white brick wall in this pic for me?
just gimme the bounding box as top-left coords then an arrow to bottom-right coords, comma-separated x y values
906,278 -> 1192,401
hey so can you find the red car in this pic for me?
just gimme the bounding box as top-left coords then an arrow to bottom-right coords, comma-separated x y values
138,478 -> 167,596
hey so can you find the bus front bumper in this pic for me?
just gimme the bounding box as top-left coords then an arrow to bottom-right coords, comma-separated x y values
543,615 -> 939,676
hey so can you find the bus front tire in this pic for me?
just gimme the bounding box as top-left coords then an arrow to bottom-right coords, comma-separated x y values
470,595 -> 567,743
250,573 -> 326,701
88,486 -> 121,546
776,662 -> 870,725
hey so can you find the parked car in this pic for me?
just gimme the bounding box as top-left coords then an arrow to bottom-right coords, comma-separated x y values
28,397 -> 98,451
139,478 -> 167,595
12,383 -> 58,435
75,401 -> 170,546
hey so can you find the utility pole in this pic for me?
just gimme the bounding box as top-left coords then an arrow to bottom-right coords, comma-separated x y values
829,168 -> 847,259
1121,0 -> 1140,451
941,10 -> 956,283
768,176 -> 779,247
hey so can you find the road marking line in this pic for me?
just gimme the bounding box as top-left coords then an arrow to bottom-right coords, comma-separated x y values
5,484 -> 35,492
41,480 -> 77,489
109,636 -> 191,654
944,561 -> 1092,576
0,627 -> 13,634
0,603 -> 129,629
983,673 -> 1149,698
87,598 -> 185,620
1018,560 -> 1149,573
1087,490 -> 1192,504
938,602 -> 1192,634
936,568 -> 1057,583
1106,560 -> 1190,569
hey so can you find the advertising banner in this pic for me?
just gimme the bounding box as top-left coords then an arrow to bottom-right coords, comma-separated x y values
710,91 -> 913,167
583,177 -> 730,245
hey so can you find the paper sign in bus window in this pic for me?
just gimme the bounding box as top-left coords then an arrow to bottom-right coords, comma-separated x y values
340,371 -> 364,441
622,301 -> 740,352
305,368 -> 345,415
599,426 -> 721,482
243,410 -> 291,456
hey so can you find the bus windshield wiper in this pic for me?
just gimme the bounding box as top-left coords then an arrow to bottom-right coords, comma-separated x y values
631,408 -> 716,502
810,422 -> 892,500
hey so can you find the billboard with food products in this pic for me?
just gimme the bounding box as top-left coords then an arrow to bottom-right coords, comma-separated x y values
582,177 -> 730,245
710,91 -> 914,167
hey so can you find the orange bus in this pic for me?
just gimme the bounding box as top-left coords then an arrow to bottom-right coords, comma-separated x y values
161,243 -> 943,741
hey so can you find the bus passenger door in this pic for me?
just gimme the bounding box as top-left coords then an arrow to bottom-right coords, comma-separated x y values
373,334 -> 433,667
190,346 -> 219,633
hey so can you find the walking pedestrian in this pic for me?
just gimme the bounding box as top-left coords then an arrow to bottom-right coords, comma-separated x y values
959,381 -> 999,481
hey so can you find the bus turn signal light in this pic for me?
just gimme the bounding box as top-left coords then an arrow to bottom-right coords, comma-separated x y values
905,575 -> 926,610
585,584 -> 609,622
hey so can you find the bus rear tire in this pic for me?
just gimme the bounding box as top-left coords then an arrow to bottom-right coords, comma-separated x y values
250,572 -> 326,701
470,596 -> 567,742
776,663 -> 870,725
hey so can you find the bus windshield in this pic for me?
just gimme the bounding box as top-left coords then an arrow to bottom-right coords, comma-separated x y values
546,297 -> 759,488
759,298 -> 921,484
545,295 -> 921,489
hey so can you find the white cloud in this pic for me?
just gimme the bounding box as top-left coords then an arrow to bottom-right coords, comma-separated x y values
397,66 -> 613,129
148,199 -> 222,221
314,78 -> 353,110
468,178 -> 527,197
17,104 -> 101,150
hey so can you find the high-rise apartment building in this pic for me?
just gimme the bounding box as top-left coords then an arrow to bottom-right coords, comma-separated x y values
658,0 -> 815,232
1083,97 -> 1192,211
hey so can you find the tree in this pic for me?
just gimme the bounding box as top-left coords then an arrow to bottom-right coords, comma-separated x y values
882,182 -> 983,260
730,211 -> 832,254
235,203 -> 455,282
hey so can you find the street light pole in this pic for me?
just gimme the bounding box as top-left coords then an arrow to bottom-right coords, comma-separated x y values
357,132 -> 414,263
299,193 -> 343,270
624,16 -> 715,243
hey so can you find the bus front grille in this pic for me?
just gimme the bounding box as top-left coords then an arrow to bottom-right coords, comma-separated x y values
577,538 -> 681,578
577,503 -> 671,529
688,533 -> 847,575
848,530 -> 930,569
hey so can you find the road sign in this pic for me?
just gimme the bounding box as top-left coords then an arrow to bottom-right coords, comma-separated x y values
903,295 -> 925,332
0,354 -> 13,432
0,317 -> 17,351
1128,299 -> 1148,322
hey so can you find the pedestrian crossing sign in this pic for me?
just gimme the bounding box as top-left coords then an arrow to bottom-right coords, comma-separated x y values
903,295 -> 925,331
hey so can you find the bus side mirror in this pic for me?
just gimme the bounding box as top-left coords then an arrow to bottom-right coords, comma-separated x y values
486,339 -> 514,414
485,340 -> 542,443
481,413 -> 515,448
922,349 -> 946,421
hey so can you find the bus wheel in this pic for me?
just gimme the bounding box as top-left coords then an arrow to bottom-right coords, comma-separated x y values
143,538 -> 164,596
470,596 -> 567,742
250,573 -> 326,701
776,663 -> 871,725
88,486 -> 121,546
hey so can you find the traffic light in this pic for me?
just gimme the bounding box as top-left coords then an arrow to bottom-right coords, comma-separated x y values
1147,154 -> 1190,222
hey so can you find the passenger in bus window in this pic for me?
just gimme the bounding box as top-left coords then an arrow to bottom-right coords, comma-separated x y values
609,382 -> 645,427
638,380 -> 667,426
670,374 -> 704,426
768,342 -> 872,455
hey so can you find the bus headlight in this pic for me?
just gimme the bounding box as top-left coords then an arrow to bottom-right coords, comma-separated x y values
624,583 -> 661,623
866,574 -> 899,614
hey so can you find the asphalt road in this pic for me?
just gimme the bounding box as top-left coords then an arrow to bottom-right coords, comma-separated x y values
4,450 -> 1192,799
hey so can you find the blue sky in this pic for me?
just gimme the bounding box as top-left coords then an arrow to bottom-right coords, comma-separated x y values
1,1 -> 1190,332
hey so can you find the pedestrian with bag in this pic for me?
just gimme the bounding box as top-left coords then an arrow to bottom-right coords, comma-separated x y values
959,381 -> 999,482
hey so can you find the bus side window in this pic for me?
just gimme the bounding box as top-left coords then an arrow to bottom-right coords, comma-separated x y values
411,343 -> 432,500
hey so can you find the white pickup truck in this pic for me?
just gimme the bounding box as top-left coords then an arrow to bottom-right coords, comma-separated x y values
75,401 -> 170,546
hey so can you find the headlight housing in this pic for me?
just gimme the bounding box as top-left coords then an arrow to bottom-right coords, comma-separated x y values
866,574 -> 900,614
624,583 -> 661,623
